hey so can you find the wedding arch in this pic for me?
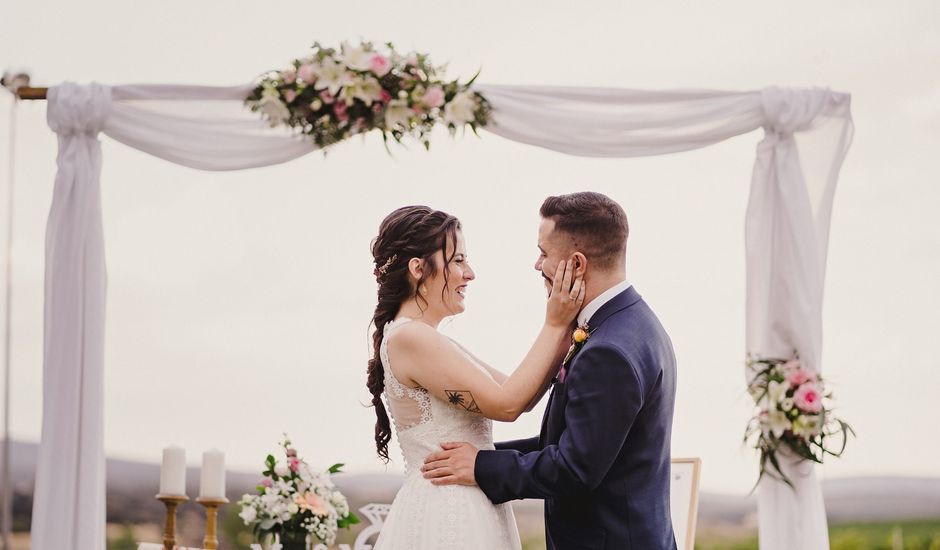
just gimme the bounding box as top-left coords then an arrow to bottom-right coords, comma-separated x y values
10,46 -> 852,550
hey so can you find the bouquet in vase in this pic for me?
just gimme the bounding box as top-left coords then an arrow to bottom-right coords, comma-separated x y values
239,437 -> 359,549
744,356 -> 853,488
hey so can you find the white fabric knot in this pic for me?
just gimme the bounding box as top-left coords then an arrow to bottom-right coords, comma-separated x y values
47,82 -> 112,136
761,86 -> 839,136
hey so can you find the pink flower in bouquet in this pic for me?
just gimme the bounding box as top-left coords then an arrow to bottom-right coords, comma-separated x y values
333,101 -> 349,121
372,103 -> 384,115
286,448 -> 297,458
298,63 -> 318,84
785,366 -> 817,388
260,477 -> 273,488
283,90 -> 297,104
283,69 -> 297,85
369,53 -> 392,77
320,90 -> 335,104
422,85 -> 445,108
793,382 -> 824,413
288,457 -> 301,472
380,89 -> 392,104
294,491 -> 329,516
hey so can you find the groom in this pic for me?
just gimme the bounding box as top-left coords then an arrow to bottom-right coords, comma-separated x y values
422,192 -> 678,550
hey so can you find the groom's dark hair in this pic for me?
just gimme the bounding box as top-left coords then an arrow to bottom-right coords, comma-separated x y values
540,192 -> 628,270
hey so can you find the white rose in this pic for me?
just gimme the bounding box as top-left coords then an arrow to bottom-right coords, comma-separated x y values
384,99 -> 411,129
443,91 -> 478,125
274,463 -> 290,477
287,503 -> 300,515
238,506 -> 257,524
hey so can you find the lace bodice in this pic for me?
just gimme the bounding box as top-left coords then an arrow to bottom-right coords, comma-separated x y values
380,317 -> 494,475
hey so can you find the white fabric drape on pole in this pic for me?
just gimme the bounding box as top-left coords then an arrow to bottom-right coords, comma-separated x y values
32,83 -> 110,550
32,82 -> 851,550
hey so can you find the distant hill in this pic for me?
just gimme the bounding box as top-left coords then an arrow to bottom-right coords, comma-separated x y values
7,439 -> 940,535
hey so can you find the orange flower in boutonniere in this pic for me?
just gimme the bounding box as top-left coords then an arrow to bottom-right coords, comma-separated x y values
562,322 -> 592,368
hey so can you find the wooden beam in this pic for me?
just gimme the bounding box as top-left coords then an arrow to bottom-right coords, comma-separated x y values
15,87 -> 48,100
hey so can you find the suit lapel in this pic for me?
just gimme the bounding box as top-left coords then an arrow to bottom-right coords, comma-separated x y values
538,287 -> 642,448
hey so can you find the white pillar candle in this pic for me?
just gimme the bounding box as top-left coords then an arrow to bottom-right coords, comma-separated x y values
159,445 -> 186,496
199,449 -> 226,499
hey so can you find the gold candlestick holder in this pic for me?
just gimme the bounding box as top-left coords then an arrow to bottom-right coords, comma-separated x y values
156,493 -> 189,550
196,496 -> 229,550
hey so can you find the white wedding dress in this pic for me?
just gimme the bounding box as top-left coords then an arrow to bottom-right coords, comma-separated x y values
373,318 -> 522,550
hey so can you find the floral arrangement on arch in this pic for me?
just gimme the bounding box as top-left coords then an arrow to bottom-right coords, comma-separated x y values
238,436 -> 359,548
246,40 -> 491,151
744,356 -> 853,488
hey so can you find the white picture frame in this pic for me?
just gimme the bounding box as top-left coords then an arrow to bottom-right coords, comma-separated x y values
670,457 -> 702,550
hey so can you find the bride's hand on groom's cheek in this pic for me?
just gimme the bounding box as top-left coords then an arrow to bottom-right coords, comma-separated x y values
421,442 -> 479,487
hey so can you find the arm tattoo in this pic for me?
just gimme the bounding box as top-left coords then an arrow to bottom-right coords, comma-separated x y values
445,390 -> 481,413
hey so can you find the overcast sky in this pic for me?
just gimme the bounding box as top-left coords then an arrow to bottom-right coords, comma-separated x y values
1,0 -> 938,494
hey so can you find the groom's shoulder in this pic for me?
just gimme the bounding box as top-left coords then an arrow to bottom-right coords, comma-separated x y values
595,298 -> 672,358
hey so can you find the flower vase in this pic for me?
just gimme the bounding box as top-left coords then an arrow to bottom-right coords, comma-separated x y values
263,533 -> 310,550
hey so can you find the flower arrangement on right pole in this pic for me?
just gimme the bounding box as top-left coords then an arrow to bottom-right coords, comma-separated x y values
744,356 -> 853,488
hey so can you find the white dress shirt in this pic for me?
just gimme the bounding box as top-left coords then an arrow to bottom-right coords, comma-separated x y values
577,279 -> 632,327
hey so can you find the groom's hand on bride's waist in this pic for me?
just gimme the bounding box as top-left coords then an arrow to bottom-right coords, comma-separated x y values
421,442 -> 479,486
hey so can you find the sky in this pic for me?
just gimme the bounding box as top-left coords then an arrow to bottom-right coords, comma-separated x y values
1,0 -> 938,495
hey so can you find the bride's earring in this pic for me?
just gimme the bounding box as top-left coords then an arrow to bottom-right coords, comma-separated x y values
419,285 -> 428,296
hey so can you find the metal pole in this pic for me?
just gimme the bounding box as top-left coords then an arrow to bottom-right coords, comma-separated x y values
1,93 -> 18,550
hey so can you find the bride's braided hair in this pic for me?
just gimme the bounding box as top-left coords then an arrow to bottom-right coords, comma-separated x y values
368,206 -> 460,462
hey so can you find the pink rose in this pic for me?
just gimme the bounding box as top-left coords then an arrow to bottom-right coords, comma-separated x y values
285,448 -> 297,457
422,85 -> 445,108
283,90 -> 297,103
298,63 -> 317,84
380,89 -> 392,103
283,69 -> 297,85
333,101 -> 349,121
288,457 -> 300,472
793,383 -> 823,413
369,53 -> 392,77
260,477 -> 273,488
785,366 -> 817,388
320,90 -> 335,104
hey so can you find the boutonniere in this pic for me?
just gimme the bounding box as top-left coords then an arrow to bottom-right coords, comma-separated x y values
562,322 -> 593,368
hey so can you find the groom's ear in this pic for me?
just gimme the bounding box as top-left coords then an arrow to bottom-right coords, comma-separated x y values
572,252 -> 587,277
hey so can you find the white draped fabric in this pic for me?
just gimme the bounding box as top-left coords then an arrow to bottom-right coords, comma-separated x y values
33,82 -> 852,550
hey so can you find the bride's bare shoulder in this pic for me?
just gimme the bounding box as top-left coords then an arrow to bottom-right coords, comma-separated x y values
387,320 -> 445,350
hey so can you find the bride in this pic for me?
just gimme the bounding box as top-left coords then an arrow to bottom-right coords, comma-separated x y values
366,205 -> 584,550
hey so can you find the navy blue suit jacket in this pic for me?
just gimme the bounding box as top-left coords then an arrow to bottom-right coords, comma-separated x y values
475,286 -> 678,550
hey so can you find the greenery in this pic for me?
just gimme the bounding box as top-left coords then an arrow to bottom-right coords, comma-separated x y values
107,524 -> 139,550
695,519 -> 940,550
